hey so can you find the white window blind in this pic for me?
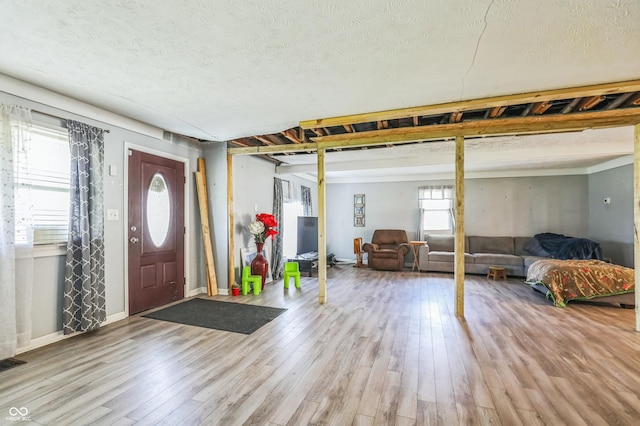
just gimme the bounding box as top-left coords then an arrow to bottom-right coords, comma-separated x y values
15,123 -> 70,245
418,185 -> 454,235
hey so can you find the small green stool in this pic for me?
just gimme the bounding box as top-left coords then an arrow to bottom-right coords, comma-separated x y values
283,261 -> 301,289
241,266 -> 262,295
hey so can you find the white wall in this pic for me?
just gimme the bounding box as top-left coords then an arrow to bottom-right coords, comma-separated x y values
327,175 -> 589,260
202,142 -> 230,292
588,164 -> 633,267
225,154 -> 318,286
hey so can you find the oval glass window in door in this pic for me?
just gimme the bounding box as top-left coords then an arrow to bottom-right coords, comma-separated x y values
146,173 -> 171,247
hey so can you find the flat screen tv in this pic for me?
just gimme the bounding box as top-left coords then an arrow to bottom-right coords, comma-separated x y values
297,216 -> 318,255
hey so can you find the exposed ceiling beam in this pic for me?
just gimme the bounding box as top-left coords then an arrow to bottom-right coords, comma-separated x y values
254,135 -> 276,145
576,95 -> 605,111
280,129 -> 301,144
229,108 -> 640,155
531,101 -> 553,115
228,137 -> 251,147
309,108 -> 640,147
299,79 -> 640,129
488,106 -> 506,118
377,120 -> 389,129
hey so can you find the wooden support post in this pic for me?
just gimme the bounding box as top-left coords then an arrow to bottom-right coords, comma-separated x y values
634,124 -> 640,332
197,158 -> 213,294
454,135 -> 465,317
227,153 -> 235,293
195,158 -> 218,296
318,148 -> 327,304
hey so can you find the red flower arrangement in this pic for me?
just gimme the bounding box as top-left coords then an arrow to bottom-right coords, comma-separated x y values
248,213 -> 278,244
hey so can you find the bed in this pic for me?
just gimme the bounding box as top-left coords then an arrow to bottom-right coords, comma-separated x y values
525,259 -> 635,308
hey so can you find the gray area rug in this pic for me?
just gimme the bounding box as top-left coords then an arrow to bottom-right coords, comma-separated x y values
142,298 -> 286,334
0,358 -> 26,374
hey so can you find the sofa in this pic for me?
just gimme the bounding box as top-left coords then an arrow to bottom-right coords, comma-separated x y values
417,235 -> 549,277
362,229 -> 410,271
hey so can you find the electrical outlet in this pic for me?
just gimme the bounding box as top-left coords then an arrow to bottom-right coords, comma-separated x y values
107,209 -> 119,221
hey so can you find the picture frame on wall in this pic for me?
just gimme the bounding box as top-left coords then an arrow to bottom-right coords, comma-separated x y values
354,194 -> 365,227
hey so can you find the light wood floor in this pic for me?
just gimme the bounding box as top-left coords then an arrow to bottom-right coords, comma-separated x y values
2,265 -> 640,425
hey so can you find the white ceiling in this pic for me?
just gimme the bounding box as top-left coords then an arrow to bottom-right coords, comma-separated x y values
274,127 -> 634,182
1,0 -> 639,181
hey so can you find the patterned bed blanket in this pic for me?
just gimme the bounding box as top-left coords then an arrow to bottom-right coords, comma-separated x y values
525,259 -> 634,307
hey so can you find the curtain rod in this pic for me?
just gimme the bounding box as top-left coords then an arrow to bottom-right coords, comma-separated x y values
33,109 -> 111,133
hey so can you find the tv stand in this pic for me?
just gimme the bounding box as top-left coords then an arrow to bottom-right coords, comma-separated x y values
288,253 -> 336,277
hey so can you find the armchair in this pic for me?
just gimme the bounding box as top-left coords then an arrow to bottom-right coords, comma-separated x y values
362,230 -> 410,271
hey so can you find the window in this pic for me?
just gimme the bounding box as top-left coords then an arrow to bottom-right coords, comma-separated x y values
419,186 -> 454,236
15,123 -> 70,245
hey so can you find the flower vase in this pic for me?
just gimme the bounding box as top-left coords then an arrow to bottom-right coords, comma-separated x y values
251,242 -> 269,290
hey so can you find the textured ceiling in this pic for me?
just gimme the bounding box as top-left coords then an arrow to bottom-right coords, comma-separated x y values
1,0 -> 639,143
1,1 -> 638,182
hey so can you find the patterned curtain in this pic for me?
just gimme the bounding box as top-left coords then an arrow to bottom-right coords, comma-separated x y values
301,185 -> 312,216
0,104 -> 34,359
271,177 -> 284,279
63,121 -> 105,335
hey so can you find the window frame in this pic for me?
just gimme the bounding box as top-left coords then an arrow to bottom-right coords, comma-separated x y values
15,121 -> 71,247
419,185 -> 455,237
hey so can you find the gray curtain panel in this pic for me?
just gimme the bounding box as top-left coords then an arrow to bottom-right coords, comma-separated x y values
271,177 -> 284,279
301,185 -> 312,216
63,121 -> 106,335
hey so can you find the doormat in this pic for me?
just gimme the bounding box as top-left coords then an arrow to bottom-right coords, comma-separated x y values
142,298 -> 286,334
0,358 -> 26,373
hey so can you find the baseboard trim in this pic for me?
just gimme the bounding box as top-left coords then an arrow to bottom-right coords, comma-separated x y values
189,286 -> 229,296
17,311 -> 127,355
189,287 -> 208,297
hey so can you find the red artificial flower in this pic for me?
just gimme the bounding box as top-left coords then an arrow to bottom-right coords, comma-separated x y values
255,213 -> 278,240
265,229 -> 278,239
256,213 -> 278,228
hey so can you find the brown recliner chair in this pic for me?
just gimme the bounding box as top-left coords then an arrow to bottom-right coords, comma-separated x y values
362,230 -> 410,271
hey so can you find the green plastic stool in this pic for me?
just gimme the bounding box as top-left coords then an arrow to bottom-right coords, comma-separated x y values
283,261 -> 301,289
242,266 -> 262,295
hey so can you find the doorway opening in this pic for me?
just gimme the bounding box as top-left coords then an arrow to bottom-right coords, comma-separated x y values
283,201 -> 303,258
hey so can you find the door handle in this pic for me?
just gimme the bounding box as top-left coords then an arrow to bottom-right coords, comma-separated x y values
130,237 -> 139,244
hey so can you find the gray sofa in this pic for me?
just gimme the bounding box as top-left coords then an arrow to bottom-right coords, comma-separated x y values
417,235 -> 548,277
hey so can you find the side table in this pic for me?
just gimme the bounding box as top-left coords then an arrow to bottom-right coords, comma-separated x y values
409,241 -> 426,272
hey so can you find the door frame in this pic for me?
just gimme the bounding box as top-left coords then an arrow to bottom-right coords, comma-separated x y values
123,142 -> 190,317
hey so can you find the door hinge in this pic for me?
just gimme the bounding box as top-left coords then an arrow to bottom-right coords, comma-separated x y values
184,175 -> 186,184
184,226 -> 186,234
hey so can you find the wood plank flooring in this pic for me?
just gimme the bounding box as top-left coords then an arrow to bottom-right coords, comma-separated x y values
2,265 -> 640,425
